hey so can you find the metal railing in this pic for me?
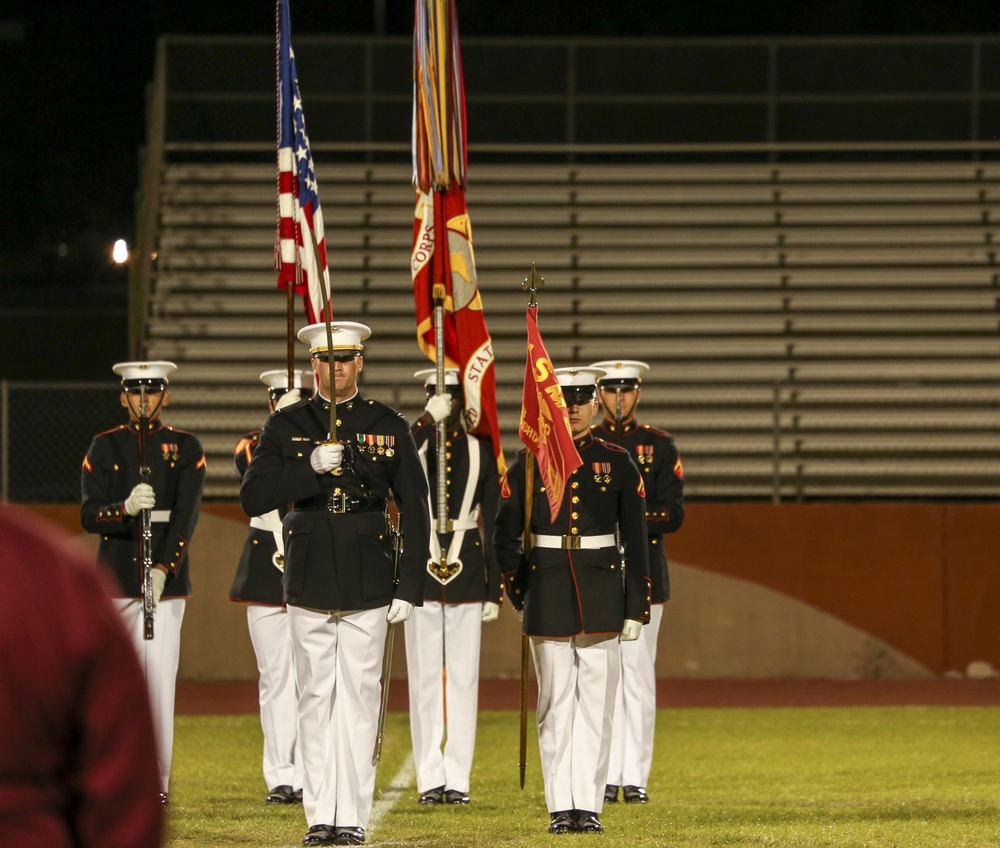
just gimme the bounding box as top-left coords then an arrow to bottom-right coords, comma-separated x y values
0,382 -> 124,503
5,377 -> 997,503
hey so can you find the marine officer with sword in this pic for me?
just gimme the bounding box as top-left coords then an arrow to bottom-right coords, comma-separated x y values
240,322 -> 429,847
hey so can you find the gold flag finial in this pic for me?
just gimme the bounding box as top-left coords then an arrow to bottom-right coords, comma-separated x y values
521,264 -> 545,306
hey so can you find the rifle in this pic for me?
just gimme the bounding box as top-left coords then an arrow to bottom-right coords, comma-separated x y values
138,386 -> 155,641
372,509 -> 403,766
613,388 -> 627,578
614,387 -> 623,446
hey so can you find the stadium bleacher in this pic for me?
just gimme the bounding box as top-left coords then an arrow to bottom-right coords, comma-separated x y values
144,161 -> 1000,499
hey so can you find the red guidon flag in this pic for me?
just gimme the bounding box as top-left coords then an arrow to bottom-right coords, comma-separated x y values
411,0 -> 505,475
520,306 -> 582,521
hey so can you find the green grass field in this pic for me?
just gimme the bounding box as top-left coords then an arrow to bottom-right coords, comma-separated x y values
166,706 -> 1000,847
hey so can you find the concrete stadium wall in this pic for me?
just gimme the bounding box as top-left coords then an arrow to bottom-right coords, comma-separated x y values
29,502 -> 1000,681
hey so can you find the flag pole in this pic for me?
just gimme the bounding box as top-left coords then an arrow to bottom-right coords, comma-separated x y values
319,268 -> 339,451
518,263 -> 545,789
433,283 -> 449,543
275,0 -> 294,388
309,227 -> 342,472
286,284 -> 295,387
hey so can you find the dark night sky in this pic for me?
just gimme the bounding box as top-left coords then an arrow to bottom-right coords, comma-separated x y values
1,0 -> 999,376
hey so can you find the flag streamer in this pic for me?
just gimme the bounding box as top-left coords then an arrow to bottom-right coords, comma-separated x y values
412,0 -> 505,475
276,0 -> 331,324
413,0 -> 467,190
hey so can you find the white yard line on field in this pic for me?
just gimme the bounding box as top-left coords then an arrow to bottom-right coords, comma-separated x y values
368,752 -> 416,837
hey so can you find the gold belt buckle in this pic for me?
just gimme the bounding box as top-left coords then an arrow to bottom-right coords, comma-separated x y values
563,536 -> 581,550
329,492 -> 348,514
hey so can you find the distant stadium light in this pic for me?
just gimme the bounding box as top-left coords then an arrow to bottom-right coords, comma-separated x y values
113,239 -> 128,264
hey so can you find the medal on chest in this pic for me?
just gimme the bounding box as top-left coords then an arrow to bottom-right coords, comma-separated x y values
592,462 -> 612,484
356,433 -> 395,457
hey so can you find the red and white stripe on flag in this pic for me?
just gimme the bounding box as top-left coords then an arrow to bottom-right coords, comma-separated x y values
276,0 -> 331,324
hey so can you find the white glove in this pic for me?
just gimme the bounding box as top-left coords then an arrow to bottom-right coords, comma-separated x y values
621,619 -> 643,642
482,601 -> 500,623
124,482 -> 156,516
424,394 -> 451,423
310,443 -> 344,474
386,598 -> 413,624
150,568 -> 167,612
512,606 -> 524,621
275,388 -> 300,411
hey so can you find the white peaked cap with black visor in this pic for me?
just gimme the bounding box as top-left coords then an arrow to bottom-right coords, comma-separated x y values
297,321 -> 372,356
112,361 -> 177,391
589,359 -> 650,387
554,366 -> 607,404
259,368 -> 315,401
415,367 -> 462,400
414,367 -> 461,387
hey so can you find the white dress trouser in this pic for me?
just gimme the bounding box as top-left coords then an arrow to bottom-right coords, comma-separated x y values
288,604 -> 387,830
607,603 -> 662,788
403,601 -> 483,794
114,597 -> 185,793
247,604 -> 301,791
530,633 -> 620,815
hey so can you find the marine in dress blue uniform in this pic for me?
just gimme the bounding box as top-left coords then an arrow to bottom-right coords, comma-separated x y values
591,359 -> 685,805
230,368 -> 314,806
494,367 -> 650,835
404,368 -> 502,806
81,360 -> 206,803
240,323 -> 429,848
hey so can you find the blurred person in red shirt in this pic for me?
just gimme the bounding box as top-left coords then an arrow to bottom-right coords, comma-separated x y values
0,504 -> 163,848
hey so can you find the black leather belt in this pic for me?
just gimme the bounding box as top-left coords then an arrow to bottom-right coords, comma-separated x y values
294,494 -> 386,515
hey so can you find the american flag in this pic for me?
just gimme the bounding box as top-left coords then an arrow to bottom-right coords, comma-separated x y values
276,0 -> 330,323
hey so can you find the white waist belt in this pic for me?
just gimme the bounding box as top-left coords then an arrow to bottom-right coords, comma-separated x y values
250,513 -> 282,533
533,533 -> 616,550
436,516 -> 480,533
150,510 -> 171,524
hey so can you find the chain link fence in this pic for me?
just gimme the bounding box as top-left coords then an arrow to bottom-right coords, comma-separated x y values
0,381 -> 125,503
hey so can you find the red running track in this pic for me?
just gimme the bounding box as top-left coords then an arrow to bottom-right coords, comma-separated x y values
177,678 -> 1000,715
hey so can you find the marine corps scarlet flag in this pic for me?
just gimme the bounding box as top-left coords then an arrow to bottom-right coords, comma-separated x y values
520,307 -> 582,522
412,0 -> 505,475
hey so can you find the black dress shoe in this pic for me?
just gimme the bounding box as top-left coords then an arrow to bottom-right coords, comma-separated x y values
302,824 -> 336,846
604,784 -> 619,803
332,826 -> 365,845
267,784 -> 298,804
419,785 -> 445,804
159,792 -> 169,806
293,788 -> 304,803
549,810 -> 576,834
444,789 -> 471,804
623,784 -> 649,803
576,811 -> 603,833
